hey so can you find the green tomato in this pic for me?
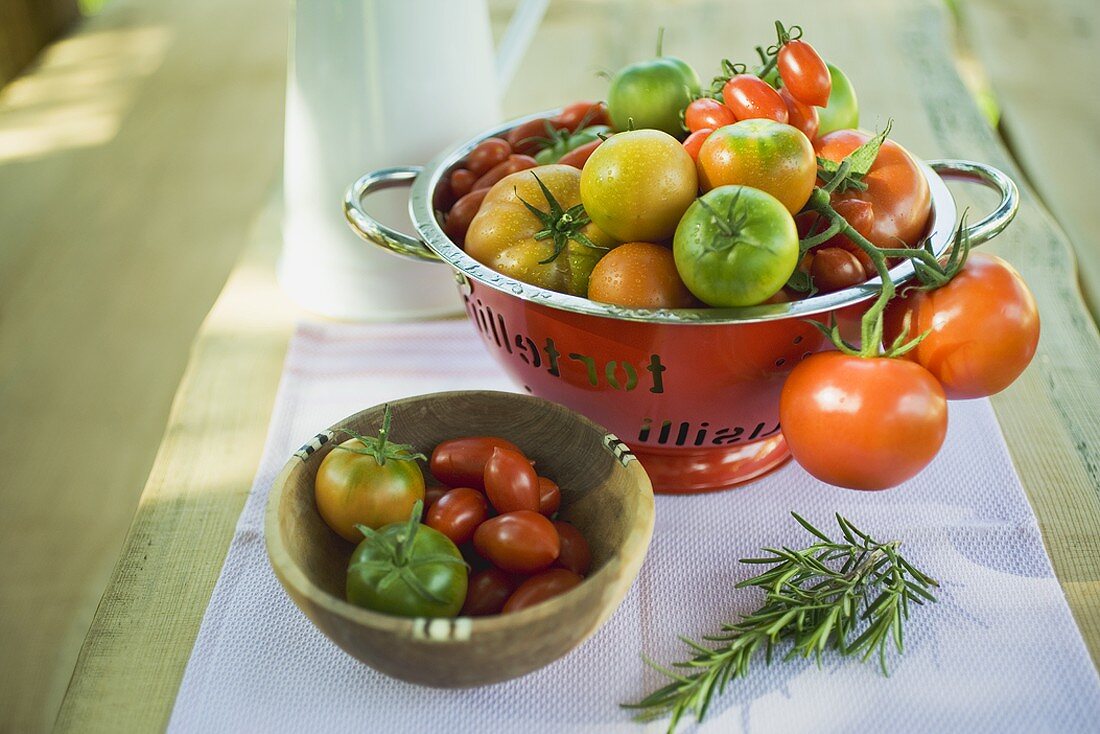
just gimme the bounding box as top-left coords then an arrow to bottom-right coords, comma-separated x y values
580,129 -> 698,242
535,125 -> 610,165
673,185 -> 798,307
346,503 -> 468,618
608,57 -> 700,139
816,63 -> 859,135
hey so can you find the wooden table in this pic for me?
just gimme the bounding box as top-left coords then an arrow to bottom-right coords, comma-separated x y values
51,0 -> 1100,731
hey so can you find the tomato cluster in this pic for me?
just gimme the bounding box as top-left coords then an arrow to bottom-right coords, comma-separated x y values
315,417 -> 591,619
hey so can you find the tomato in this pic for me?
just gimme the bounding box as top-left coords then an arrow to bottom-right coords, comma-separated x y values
673,185 -> 798,307
557,138 -> 603,169
465,138 -> 512,176
798,198 -> 876,275
815,130 -> 931,248
580,130 -> 698,242
425,487 -> 489,545
556,100 -> 611,131
315,413 -> 426,542
685,97 -> 736,133
778,40 -> 831,107
506,117 -> 566,156
449,168 -> 477,199
537,476 -> 561,516
816,63 -> 859,136
883,252 -> 1040,399
465,164 -> 618,296
608,56 -> 701,138
810,247 -> 866,293
461,568 -> 516,617
682,128 -> 712,161
535,125 -> 611,165
473,511 -> 560,574
443,188 -> 490,246
346,505 -> 468,618
588,242 -> 697,308
484,447 -> 540,513
721,75 -> 789,124
424,484 -> 448,510
430,436 -> 521,489
503,569 -> 583,613
697,119 -> 816,214
553,521 -> 591,576
779,87 -> 819,141
471,154 -> 538,192
779,352 -> 948,490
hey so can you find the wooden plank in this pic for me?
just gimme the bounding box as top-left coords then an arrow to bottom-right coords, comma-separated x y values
54,0 -> 1100,730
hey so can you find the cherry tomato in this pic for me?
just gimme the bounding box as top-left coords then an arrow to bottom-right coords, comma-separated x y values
461,568 -> 516,616
471,154 -> 538,192
537,476 -> 561,516
423,484 -> 447,510
553,521 -> 591,575
425,487 -> 489,545
682,128 -> 713,161
556,100 -> 611,131
697,119 -> 816,214
430,436 -> 521,489
815,130 -> 931,248
506,117 -> 565,156
883,252 -> 1040,399
778,40 -> 831,107
685,97 -> 736,133
443,188 -> 490,246
484,447 -> 540,513
779,352 -> 948,490
810,247 -> 866,293
779,87 -> 819,141
588,242 -> 697,309
465,138 -> 512,176
503,569 -> 583,613
450,168 -> 477,199
721,74 -> 788,124
473,511 -> 560,573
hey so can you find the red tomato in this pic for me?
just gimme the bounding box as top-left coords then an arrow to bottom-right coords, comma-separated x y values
810,247 -> 866,293
587,242 -> 697,309
883,252 -> 1040,399
461,568 -> 516,616
465,138 -> 512,176
430,436 -> 522,489
684,98 -> 736,133
682,128 -> 713,162
553,521 -> 591,576
537,477 -> 561,516
423,484 -> 448,511
473,511 -> 560,573
483,447 -> 540,513
557,139 -> 602,169
815,130 -> 931,249
797,198 -> 876,274
503,568 -> 583,613
779,87 -> 819,141
721,74 -> 788,124
779,352 -> 947,490
778,40 -> 831,107
556,100 -> 611,131
425,488 -> 489,545
450,168 -> 477,199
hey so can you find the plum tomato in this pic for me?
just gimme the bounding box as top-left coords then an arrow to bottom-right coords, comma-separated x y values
473,511 -> 560,574
673,185 -> 799,307
697,119 -> 816,214
682,128 -> 713,162
461,568 -> 516,617
588,242 -> 697,309
503,569 -> 583,613
685,97 -> 736,133
778,40 -> 831,107
779,87 -> 819,141
883,252 -> 1040,399
810,247 -> 867,293
608,56 -> 701,138
534,125 -> 611,165
484,447 -> 541,513
346,504 -> 468,618
815,130 -> 931,248
557,138 -> 603,169
721,74 -> 788,124
465,138 -> 512,177
423,484 -> 448,511
556,100 -> 611,131
430,436 -> 521,489
426,487 -> 490,546
580,130 -> 698,242
537,476 -> 561,516
816,63 -> 859,136
779,352 -> 948,490
553,521 -> 591,576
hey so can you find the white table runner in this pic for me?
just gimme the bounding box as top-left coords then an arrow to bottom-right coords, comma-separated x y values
168,319 -> 1100,733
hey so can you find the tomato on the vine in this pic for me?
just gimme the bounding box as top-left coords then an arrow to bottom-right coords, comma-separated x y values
779,352 -> 948,490
721,74 -> 788,124
685,97 -> 736,133
682,128 -> 712,161
883,252 -> 1040,399
810,247 -> 866,293
779,87 -> 819,141
588,242 -> 697,309
778,39 -> 831,107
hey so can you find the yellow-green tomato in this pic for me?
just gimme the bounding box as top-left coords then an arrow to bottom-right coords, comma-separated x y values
673,185 -> 798,307
580,130 -> 698,243
816,63 -> 859,136
608,56 -> 701,138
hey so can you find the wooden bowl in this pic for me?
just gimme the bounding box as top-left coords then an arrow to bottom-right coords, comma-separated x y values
265,390 -> 655,687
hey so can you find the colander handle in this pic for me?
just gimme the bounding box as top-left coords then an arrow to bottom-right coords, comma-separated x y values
928,160 -> 1019,246
343,166 -> 442,262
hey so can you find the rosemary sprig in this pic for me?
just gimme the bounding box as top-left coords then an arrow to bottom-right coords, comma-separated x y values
624,513 -> 938,732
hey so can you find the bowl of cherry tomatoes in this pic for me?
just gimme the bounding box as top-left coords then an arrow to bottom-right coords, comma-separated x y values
265,390 -> 654,687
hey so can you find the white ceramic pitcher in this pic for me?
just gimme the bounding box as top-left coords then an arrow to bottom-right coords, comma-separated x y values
280,0 -> 547,320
